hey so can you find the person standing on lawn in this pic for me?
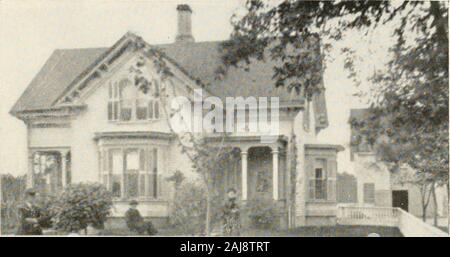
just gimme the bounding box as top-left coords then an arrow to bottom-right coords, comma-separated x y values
124,200 -> 158,235
222,188 -> 241,236
17,189 -> 44,235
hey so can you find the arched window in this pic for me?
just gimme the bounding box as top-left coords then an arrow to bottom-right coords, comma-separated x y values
108,78 -> 161,122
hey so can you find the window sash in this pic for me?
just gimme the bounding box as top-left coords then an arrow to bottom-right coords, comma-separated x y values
309,178 -> 336,201
108,80 -> 162,122
309,179 -> 327,200
101,147 -> 160,200
363,183 -> 375,204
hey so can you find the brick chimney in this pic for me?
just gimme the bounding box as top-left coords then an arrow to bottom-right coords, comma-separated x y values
175,4 -> 194,43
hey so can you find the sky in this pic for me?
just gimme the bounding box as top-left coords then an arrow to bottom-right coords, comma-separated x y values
0,0 -> 394,176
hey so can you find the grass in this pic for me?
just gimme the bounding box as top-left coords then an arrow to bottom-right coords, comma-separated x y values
242,225 -> 403,237
98,225 -> 403,237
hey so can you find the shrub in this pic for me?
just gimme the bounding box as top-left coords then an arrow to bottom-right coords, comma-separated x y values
246,198 -> 278,229
1,174 -> 27,233
52,183 -> 113,233
168,181 -> 222,235
36,195 -> 57,229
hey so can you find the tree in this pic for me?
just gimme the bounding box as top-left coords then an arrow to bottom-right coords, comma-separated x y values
393,167 -> 435,222
218,0 -> 448,215
128,38 -> 235,235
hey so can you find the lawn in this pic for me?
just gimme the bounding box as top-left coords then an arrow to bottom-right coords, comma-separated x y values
2,223 -> 403,237
241,225 -> 403,237
98,225 -> 403,237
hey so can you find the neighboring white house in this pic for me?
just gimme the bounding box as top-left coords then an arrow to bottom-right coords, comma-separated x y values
10,5 -> 343,229
349,109 -> 447,219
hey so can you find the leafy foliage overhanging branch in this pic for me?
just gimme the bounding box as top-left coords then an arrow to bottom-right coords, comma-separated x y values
219,0 -> 448,187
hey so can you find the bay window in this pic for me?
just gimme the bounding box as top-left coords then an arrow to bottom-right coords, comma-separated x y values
100,147 -> 160,199
108,78 -> 161,122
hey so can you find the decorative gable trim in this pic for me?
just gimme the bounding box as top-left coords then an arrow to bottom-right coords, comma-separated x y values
13,105 -> 85,122
54,33 -> 137,106
53,32 -> 215,110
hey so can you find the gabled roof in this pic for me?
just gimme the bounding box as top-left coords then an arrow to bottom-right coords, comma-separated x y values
11,32 -> 328,127
11,48 -> 106,113
154,41 -> 301,102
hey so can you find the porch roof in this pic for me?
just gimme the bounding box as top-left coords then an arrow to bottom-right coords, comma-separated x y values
93,131 -> 175,141
305,143 -> 345,152
204,134 -> 288,151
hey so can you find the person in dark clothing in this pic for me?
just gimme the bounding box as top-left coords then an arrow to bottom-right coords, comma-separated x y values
124,200 -> 157,235
17,189 -> 44,235
222,188 -> 241,236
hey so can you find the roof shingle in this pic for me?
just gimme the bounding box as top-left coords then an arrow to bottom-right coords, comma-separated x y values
11,36 -> 320,115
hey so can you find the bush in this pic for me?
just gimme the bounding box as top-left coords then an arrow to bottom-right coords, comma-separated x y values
168,181 -> 222,235
169,181 -> 206,235
246,198 -> 278,229
36,195 -> 57,229
1,174 -> 27,233
52,183 -> 113,233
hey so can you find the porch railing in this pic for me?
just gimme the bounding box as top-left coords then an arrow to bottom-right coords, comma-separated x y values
337,205 -> 448,237
337,205 -> 399,227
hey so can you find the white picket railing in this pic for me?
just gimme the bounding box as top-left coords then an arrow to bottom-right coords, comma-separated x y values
337,205 -> 448,237
337,205 -> 399,227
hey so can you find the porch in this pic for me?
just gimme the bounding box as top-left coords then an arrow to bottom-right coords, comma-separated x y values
27,148 -> 71,196
206,135 -> 292,228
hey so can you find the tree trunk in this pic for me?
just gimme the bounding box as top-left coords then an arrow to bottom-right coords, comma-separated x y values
421,183 -> 433,222
447,182 -> 449,234
431,183 -> 438,227
421,184 -> 427,222
205,192 -> 211,236
422,206 -> 427,222
204,178 -> 212,236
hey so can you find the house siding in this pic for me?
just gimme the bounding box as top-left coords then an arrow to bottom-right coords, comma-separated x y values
16,41 -> 342,228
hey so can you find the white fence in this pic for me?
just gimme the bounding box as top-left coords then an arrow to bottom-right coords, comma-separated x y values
337,205 -> 448,237
396,208 -> 448,237
337,205 -> 399,227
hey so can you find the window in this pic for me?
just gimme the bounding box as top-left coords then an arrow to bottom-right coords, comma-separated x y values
108,78 -> 161,122
309,159 -> 332,201
108,81 -> 119,121
125,149 -> 139,197
363,183 -> 375,204
102,147 -> 160,199
32,152 -> 64,195
110,149 -> 123,198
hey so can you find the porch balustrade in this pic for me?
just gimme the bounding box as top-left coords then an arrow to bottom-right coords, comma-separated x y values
337,205 -> 448,237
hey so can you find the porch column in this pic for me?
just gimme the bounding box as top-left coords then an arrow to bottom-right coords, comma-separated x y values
121,148 -> 126,198
272,149 -> 279,200
61,151 -> 67,189
241,151 -> 248,200
27,151 -> 35,188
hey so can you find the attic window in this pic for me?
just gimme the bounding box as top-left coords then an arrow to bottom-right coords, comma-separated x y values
108,78 -> 160,122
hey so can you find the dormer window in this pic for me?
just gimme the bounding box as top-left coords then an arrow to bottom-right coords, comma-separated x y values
108,78 -> 161,122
